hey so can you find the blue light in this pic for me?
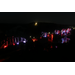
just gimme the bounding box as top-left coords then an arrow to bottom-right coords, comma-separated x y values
61,38 -> 64,43
17,42 -> 19,45
44,35 -> 47,37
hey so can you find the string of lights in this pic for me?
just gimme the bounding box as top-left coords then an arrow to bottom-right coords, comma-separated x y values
0,26 -> 72,49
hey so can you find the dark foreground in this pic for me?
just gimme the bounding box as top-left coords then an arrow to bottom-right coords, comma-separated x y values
0,39 -> 75,62
0,29 -> 75,62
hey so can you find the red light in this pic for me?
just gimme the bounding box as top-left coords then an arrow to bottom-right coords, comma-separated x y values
32,38 -> 38,42
58,30 -> 60,34
51,34 -> 53,42
48,38 -> 51,42
13,43 -> 15,46
47,34 -> 49,37
4,45 -> 7,48
51,45 -> 53,48
32,39 -> 36,42
35,39 -> 37,41
33,40 -> 35,42
51,34 -> 53,38
40,37 -> 42,39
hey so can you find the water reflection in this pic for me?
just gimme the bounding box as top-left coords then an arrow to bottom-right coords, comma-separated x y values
61,36 -> 70,44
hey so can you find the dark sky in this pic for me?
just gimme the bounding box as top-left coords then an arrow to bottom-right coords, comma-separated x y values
0,12 -> 75,25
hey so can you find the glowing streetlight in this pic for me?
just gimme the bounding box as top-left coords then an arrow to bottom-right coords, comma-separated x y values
35,22 -> 37,26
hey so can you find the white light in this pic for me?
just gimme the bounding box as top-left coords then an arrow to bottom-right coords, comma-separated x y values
23,41 -> 26,43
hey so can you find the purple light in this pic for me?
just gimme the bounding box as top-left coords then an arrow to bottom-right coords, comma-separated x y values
17,42 -> 19,45
43,33 -> 47,37
56,32 -> 58,34
61,38 -> 64,43
64,33 -> 67,35
65,39 -> 67,43
44,35 -> 47,37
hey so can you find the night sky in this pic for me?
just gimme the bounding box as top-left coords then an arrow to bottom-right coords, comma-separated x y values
0,12 -> 75,25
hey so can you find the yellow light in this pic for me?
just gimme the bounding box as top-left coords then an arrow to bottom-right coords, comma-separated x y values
33,40 -> 35,42
35,22 -> 37,26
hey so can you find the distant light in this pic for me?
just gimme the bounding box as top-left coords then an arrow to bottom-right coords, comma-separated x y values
51,34 -> 53,39
17,42 -> 19,45
44,35 -> 47,37
23,41 -> 26,43
43,33 -> 47,37
30,36 -> 31,38
32,38 -> 38,42
40,37 -> 42,39
33,40 -> 35,42
48,32 -> 50,34
13,43 -> 15,46
32,39 -> 36,42
51,45 -> 53,48
35,22 -> 37,26
61,38 -> 64,43
4,45 -> 7,48
47,34 -> 49,37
